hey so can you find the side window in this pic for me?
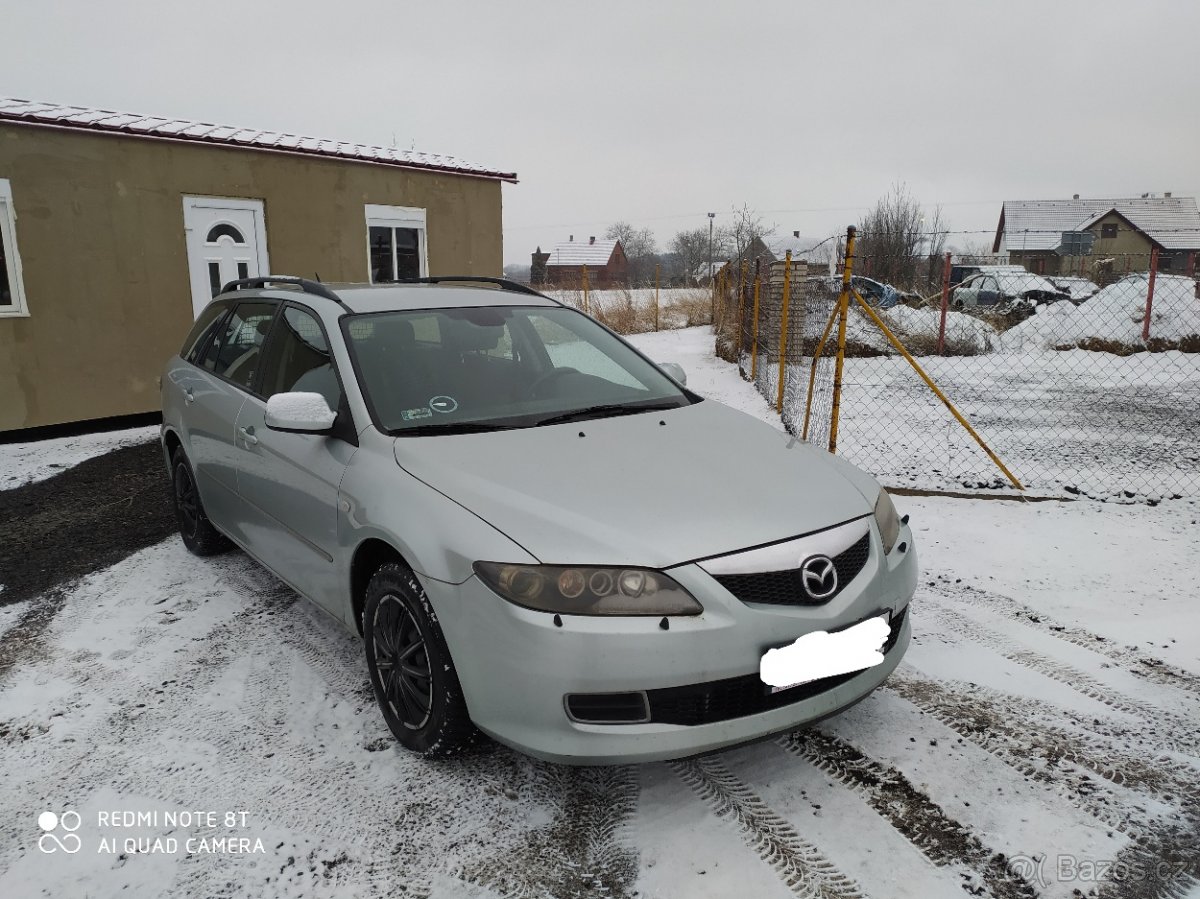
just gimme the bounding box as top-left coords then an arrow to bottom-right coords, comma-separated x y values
181,302 -> 230,362
258,306 -> 343,412
200,302 -> 276,390
0,178 -> 29,316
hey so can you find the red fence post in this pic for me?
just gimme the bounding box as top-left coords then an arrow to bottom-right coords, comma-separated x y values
937,252 -> 952,355
1142,248 -> 1159,342
1187,251 -> 1197,279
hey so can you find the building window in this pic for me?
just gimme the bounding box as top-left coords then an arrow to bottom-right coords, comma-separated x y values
1101,223 -> 1118,239
1158,256 -> 1172,271
0,179 -> 29,316
365,205 -> 427,283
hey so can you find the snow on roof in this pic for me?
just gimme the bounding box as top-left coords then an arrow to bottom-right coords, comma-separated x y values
546,238 -> 619,267
760,234 -> 827,260
997,197 -> 1200,252
0,97 -> 517,182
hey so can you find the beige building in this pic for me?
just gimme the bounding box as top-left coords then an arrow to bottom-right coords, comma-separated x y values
0,98 -> 516,432
992,195 -> 1200,280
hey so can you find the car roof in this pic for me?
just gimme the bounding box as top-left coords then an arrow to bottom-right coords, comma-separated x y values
330,283 -> 561,314
214,281 -> 562,316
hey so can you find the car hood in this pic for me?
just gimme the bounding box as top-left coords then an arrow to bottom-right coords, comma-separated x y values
392,400 -> 874,568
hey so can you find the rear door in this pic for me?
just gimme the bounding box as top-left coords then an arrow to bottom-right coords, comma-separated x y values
234,303 -> 355,616
184,300 -> 278,532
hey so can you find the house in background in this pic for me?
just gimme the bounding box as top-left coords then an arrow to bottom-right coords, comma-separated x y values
993,195 -> 1200,278
736,232 -> 830,277
0,97 -> 516,432
537,236 -> 627,288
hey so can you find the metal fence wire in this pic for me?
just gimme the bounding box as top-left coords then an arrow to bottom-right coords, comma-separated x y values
715,228 -> 1200,501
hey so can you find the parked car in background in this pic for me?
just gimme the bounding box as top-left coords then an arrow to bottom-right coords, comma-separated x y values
952,270 -> 1069,309
949,263 -> 1026,288
1048,276 -> 1101,303
161,275 -> 917,765
811,275 -> 901,308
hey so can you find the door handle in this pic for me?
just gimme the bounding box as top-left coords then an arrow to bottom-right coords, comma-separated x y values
239,426 -> 259,446
184,388 -> 195,405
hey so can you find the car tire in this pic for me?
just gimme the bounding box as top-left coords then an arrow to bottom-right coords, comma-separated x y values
171,448 -> 231,556
363,562 -> 477,757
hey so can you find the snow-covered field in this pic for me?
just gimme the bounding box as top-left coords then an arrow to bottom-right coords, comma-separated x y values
1,328 -> 1198,899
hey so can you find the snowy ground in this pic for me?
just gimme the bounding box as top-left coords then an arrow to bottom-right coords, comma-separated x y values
0,424 -> 159,488
1,328 -> 1198,899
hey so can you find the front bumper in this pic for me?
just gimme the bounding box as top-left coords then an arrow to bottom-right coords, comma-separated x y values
426,519 -> 917,765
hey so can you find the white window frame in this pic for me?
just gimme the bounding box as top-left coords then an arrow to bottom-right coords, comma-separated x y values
0,179 -> 29,317
365,204 -> 428,282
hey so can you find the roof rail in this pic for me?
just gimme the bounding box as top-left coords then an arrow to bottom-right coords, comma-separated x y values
390,276 -> 546,297
221,276 -> 348,307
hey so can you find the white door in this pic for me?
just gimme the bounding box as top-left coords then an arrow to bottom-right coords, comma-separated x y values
183,196 -> 271,317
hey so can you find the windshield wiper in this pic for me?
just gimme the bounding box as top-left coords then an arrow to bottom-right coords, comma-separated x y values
533,401 -> 681,428
396,421 -> 523,437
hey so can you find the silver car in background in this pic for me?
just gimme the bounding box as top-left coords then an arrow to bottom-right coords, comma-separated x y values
161,276 -> 917,764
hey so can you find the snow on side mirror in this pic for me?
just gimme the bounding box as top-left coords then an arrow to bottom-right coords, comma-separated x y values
265,392 -> 337,433
659,362 -> 687,386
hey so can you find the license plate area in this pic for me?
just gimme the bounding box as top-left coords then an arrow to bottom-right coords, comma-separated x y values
761,611 -> 892,694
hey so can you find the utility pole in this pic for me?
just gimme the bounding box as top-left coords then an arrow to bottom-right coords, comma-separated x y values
708,212 -> 716,323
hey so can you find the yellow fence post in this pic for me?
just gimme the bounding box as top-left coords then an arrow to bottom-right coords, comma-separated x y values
654,264 -> 661,331
582,264 -> 590,315
735,260 -> 748,365
775,251 -> 793,412
828,226 -> 856,454
750,262 -> 762,381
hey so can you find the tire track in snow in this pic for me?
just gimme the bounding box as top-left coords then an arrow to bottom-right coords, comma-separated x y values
920,593 -> 1200,755
455,764 -> 640,899
778,731 -> 1038,899
892,672 -> 1200,897
670,756 -> 865,899
923,578 -> 1200,701
887,670 -> 1200,899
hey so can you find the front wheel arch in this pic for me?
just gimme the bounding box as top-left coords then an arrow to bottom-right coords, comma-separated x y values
350,538 -> 411,635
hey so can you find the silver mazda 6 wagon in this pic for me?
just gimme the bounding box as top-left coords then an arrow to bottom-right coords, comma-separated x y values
161,275 -> 917,764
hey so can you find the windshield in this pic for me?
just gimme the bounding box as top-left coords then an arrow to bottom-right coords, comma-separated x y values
344,305 -> 693,433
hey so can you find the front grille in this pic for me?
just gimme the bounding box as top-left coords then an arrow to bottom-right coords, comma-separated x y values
712,532 -> 871,606
646,607 -> 907,727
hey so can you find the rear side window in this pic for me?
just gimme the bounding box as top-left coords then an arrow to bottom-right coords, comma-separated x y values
200,302 -> 276,391
182,302 -> 230,362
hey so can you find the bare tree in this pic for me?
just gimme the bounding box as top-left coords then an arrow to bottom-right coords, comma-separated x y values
605,221 -> 657,284
728,203 -> 773,263
856,183 -> 947,291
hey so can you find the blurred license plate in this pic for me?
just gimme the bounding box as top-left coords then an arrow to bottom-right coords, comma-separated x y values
761,613 -> 891,694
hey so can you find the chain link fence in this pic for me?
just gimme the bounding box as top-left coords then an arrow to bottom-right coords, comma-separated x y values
716,231 -> 1200,501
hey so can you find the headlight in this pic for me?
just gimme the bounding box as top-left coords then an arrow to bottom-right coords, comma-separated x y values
874,489 -> 901,555
473,562 -> 703,616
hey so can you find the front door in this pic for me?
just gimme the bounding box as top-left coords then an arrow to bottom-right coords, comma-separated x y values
183,196 -> 271,317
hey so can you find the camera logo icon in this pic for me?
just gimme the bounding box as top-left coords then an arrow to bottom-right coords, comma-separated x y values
37,810 -> 82,854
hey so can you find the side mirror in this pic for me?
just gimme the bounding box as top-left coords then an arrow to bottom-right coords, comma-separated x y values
658,362 -> 687,386
265,392 -> 337,433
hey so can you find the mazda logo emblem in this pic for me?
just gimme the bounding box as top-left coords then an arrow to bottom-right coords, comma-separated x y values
799,555 -> 838,600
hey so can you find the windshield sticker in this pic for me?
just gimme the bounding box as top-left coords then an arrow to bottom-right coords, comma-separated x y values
429,396 -> 459,414
400,407 -> 433,421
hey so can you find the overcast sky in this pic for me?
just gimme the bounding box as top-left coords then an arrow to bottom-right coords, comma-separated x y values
4,0 -> 1198,265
